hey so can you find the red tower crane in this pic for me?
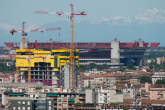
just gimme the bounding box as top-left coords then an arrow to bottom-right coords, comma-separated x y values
10,21 -> 61,49
10,21 -> 28,49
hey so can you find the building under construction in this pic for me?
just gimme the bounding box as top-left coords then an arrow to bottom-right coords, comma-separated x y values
15,49 -> 79,88
6,38 -> 160,66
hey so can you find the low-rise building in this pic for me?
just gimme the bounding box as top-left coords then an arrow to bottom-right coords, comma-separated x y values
141,83 -> 165,100
140,83 -> 165,108
46,91 -> 85,110
8,97 -> 53,110
152,72 -> 165,84
96,88 -> 123,104
156,57 -> 165,64
81,73 -> 123,89
85,89 -> 96,104
0,74 -> 11,83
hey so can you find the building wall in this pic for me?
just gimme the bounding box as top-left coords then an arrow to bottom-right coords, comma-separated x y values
109,94 -> 123,103
96,89 -> 123,104
64,63 -> 70,89
0,74 -> 11,83
141,83 -> 165,100
8,98 -> 53,110
83,79 -> 89,88
46,92 -> 85,110
8,99 -> 33,110
156,57 -> 165,64
111,39 -> 120,65
149,91 -> 158,100
83,76 -> 116,89
85,89 -> 96,104
152,72 -> 165,84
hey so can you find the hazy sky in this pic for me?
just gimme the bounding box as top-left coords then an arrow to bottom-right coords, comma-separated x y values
0,0 -> 165,46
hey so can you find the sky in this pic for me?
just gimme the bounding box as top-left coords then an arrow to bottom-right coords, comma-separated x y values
0,0 -> 165,46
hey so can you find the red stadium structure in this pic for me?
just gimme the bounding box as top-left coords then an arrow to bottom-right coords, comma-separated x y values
4,41 -> 160,50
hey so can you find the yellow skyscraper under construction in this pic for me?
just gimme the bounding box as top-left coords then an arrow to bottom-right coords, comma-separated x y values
16,49 -> 79,87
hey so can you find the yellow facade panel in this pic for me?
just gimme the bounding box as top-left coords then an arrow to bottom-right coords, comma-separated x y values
33,51 -> 50,54
20,68 -> 28,71
16,49 -> 79,71
52,49 -> 70,52
53,68 -> 59,71
16,59 -> 31,67
51,49 -> 79,52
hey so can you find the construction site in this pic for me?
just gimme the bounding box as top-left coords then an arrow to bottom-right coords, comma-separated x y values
1,6 -> 165,110
3,4 -> 87,89
2,3 -> 164,91
4,20 -> 162,89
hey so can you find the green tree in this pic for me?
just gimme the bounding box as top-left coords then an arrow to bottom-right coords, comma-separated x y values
155,79 -> 165,84
0,63 -> 15,72
88,63 -> 97,69
140,76 -> 152,84
97,64 -> 109,70
79,65 -> 87,72
120,66 -> 126,72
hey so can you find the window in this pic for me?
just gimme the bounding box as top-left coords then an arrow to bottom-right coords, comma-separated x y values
28,107 -> 30,110
22,107 -> 25,110
18,107 -> 21,110
49,101 -> 51,105
27,101 -> 30,105
13,107 -> 16,110
22,101 -> 25,104
17,52 -> 34,55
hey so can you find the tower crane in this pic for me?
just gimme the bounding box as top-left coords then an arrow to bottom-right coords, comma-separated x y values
10,21 -> 27,49
10,21 -> 61,49
35,4 -> 87,88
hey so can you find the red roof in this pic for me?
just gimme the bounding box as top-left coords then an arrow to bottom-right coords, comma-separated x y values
0,74 -> 10,79
81,73 -> 125,79
141,99 -> 165,104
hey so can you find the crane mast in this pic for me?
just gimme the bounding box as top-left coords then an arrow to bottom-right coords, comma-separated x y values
21,21 -> 27,49
70,4 -> 74,88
